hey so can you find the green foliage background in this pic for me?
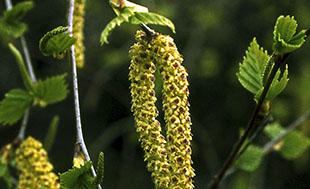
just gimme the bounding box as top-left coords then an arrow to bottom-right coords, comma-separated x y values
0,0 -> 309,188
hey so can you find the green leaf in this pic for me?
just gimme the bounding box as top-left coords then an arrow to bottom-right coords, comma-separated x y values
110,0 -> 148,16
264,122 -> 283,138
0,89 -> 33,125
0,1 -> 34,39
39,26 -> 77,59
101,1 -> 175,45
266,65 -> 289,100
280,131 -> 310,159
235,145 -> 266,172
129,12 -> 175,33
273,15 -> 306,55
60,161 -> 97,189
100,7 -> 135,45
264,122 -> 310,160
33,73 -> 68,107
237,38 -> 269,95
95,152 -> 104,185
44,115 -> 59,152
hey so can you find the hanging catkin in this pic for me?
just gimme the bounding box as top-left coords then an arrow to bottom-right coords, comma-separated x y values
150,32 -> 195,189
15,136 -> 60,189
129,30 -> 171,188
73,0 -> 86,68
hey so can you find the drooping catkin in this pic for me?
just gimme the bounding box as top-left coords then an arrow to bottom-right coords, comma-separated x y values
129,30 -> 171,188
73,0 -> 86,68
150,33 -> 195,189
15,136 -> 60,189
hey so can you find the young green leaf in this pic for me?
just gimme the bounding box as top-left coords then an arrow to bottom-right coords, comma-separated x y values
33,73 -> 68,107
0,89 -> 33,125
95,152 -> 104,185
273,15 -> 306,55
101,1 -> 175,45
237,38 -> 269,95
264,122 -> 310,159
254,65 -> 289,101
264,122 -> 283,138
279,131 -> 310,159
44,115 -> 59,152
129,12 -> 175,33
235,145 -> 266,172
110,0 -> 148,16
60,161 -> 97,189
0,1 -> 34,39
100,7 -> 135,45
266,65 -> 289,100
39,26 -> 77,59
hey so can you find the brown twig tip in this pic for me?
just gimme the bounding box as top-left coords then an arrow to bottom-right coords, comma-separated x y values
140,23 -> 156,37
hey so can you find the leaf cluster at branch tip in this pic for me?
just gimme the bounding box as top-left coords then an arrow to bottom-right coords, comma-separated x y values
101,0 -> 175,45
273,15 -> 306,55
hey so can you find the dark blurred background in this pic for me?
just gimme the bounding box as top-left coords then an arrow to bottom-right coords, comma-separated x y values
0,0 -> 309,188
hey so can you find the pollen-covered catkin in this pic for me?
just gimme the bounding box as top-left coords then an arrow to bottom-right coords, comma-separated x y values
150,33 -> 195,189
15,136 -> 60,189
129,30 -> 171,188
73,0 -> 86,68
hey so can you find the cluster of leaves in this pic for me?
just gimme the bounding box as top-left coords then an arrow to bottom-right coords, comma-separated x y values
234,15 -> 309,173
235,122 -> 310,172
100,0 -> 175,44
237,16 -> 306,104
60,152 -> 104,189
0,1 -> 33,41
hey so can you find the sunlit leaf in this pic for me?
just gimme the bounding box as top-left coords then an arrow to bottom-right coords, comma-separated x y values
129,12 -> 175,33
237,38 -> 269,94
100,7 -> 135,45
273,15 -> 306,55
0,89 -> 33,125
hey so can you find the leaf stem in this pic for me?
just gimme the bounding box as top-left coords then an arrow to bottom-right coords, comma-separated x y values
67,0 -> 101,188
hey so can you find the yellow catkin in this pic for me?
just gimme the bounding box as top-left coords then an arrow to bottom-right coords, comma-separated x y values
15,136 -> 60,189
129,30 -> 171,188
150,33 -> 195,189
73,0 -> 86,68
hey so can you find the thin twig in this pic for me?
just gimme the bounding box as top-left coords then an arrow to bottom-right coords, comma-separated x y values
209,28 -> 310,188
223,110 -> 309,179
208,58 -> 282,189
17,109 -> 30,140
67,0 -> 101,188
263,110 -> 310,152
20,36 -> 37,83
5,0 -> 37,141
236,116 -> 273,160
